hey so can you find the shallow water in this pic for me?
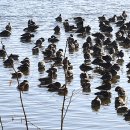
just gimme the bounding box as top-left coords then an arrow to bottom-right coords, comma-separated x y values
0,0 -> 130,130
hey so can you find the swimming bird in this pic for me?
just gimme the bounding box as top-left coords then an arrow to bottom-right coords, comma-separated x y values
20,32 -> 34,42
11,71 -> 23,78
0,45 -> 6,57
0,30 -> 11,37
96,82 -> 111,91
116,106 -> 128,113
91,96 -> 101,111
17,80 -> 29,91
115,86 -> 126,97
54,25 -> 60,34
38,61 -> 45,70
35,37 -> 45,47
9,54 -> 19,60
3,57 -> 14,67
58,84 -> 68,95
32,46 -> 39,55
39,76 -> 53,85
55,14 -> 62,22
95,91 -> 111,99
124,109 -> 130,121
80,63 -> 93,72
115,97 -> 125,109
116,50 -> 124,59
23,19 -> 39,32
5,22 -> 11,31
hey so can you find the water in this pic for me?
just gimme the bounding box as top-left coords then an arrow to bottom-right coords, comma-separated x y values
0,0 -> 130,129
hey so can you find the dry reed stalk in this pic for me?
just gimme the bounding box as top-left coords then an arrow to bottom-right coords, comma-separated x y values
0,41 -> 29,130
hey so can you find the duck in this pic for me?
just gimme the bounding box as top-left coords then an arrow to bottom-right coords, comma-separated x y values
115,86 -> 126,97
80,72 -> 89,80
63,19 -> 70,32
92,57 -> 104,66
55,14 -> 62,22
63,57 -> 73,70
81,82 -> 91,92
17,62 -> 30,73
98,15 -> 106,21
80,63 -> 93,72
63,19 -> 76,32
99,62 -> 112,70
96,82 -> 111,91
101,71 -> 112,82
39,76 -> 53,85
0,30 -> 11,37
127,76 -> 130,82
58,84 -> 68,95
74,16 -> 84,23
65,70 -> 73,81
42,48 -> 55,59
48,82 -> 61,92
32,45 -> 39,55
21,57 -> 30,65
92,32 -> 105,41
5,22 -> 11,31
23,25 -> 39,32
46,66 -> 57,79
3,57 -> 14,67
17,80 -> 29,91
76,19 -> 84,28
116,31 -> 125,41
111,63 -> 120,71
23,19 -> 39,32
54,25 -> 60,34
9,53 -> 19,60
103,38 -> 111,46
95,91 -> 111,99
56,49 -> 63,58
116,15 -> 124,21
0,45 -> 6,57
116,106 -> 128,113
108,15 -> 117,22
48,35 -> 59,43
11,71 -> 23,78
122,11 -> 127,19
102,54 -> 112,63
124,109 -> 130,121
116,50 -> 124,59
35,37 -> 45,47
115,19 -> 125,27
53,56 -> 63,66
92,45 -> 102,57
20,32 -> 34,42
91,96 -> 101,111
99,22 -> 113,33
80,72 -> 90,85
115,97 -> 125,109
38,61 -> 45,70
110,41 -> 118,49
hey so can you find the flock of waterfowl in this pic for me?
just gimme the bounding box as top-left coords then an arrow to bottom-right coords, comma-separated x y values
1,11 -> 130,121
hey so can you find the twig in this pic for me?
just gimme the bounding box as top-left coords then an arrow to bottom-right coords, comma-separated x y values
0,41 -> 29,130
63,90 -> 75,120
27,120 -> 42,130
0,116 -> 3,130
61,40 -> 68,130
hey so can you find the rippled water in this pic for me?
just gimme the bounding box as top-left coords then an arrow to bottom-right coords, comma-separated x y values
1,0 -> 130,130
